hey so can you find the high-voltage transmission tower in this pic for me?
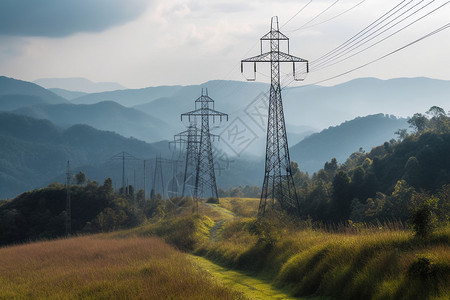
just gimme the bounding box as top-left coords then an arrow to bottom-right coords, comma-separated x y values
151,154 -> 165,200
108,152 -> 140,195
241,16 -> 308,217
181,89 -> 228,213
172,123 -> 201,198
65,160 -> 72,235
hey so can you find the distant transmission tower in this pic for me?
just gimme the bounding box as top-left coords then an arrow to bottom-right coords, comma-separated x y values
241,16 -> 309,217
181,89 -> 228,213
173,122 -> 201,198
65,160 -> 72,235
151,154 -> 165,200
108,152 -> 140,194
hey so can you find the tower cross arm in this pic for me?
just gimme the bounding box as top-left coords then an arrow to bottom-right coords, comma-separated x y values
241,51 -> 308,63
181,108 -> 228,119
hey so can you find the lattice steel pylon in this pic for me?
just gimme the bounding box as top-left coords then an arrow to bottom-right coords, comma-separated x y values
151,154 -> 165,200
181,89 -> 228,213
241,16 -> 309,217
65,160 -> 72,235
172,122 -> 201,198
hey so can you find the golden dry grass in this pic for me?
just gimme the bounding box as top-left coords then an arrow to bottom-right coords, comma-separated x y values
215,198 -> 260,218
0,235 -> 243,299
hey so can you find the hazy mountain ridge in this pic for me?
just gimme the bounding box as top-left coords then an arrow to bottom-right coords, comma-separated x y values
283,77 -> 450,129
0,76 -> 68,110
67,77 -> 450,144
72,85 -> 184,106
49,88 -> 87,100
34,77 -> 126,93
290,114 -> 409,173
0,112 -> 166,199
13,101 -> 169,142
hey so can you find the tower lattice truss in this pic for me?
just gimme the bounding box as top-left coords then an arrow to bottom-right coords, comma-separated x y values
180,89 -> 228,209
242,16 -> 309,217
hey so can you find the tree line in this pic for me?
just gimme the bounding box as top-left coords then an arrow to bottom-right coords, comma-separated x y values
291,106 -> 450,235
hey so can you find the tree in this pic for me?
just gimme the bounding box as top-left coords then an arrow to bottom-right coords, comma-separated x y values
426,106 -> 446,118
408,113 -> 428,132
75,172 -> 86,185
383,180 -> 414,222
426,106 -> 448,133
410,193 -> 439,239
403,156 -> 420,187
330,171 -> 353,221
395,128 -> 408,141
324,158 -> 338,180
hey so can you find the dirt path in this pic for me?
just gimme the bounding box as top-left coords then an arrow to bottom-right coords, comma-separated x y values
190,255 -> 300,300
195,202 -> 321,299
203,203 -> 235,241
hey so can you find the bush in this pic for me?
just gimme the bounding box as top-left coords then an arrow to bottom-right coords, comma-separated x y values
206,197 -> 219,204
411,206 -> 434,239
408,256 -> 434,278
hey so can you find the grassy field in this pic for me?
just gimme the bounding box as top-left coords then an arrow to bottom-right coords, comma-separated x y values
0,197 -> 448,299
193,198 -> 450,300
0,235 -> 243,299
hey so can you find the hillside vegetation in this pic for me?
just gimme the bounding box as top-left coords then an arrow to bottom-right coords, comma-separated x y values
290,114 -> 408,173
109,198 -> 449,300
292,106 -> 450,225
0,107 -> 449,299
0,112 -> 166,199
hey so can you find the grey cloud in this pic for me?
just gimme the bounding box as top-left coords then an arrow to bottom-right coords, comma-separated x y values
0,0 -> 150,37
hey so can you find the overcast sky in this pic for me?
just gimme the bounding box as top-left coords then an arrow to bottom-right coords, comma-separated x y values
1,0 -> 450,88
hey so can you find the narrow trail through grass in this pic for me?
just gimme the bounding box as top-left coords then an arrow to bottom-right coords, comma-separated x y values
190,255 -> 301,300
198,202 -> 330,299
204,203 -> 235,241
200,202 -> 303,299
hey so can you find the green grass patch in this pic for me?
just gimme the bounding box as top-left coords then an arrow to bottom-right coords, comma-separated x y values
199,217 -> 450,300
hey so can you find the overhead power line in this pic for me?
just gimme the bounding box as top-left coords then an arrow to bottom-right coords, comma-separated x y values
311,0 -> 412,66
281,0 -> 313,29
311,0 -> 440,72
288,0 -> 340,32
295,0 -> 367,31
279,0 -> 450,89
305,21 -> 450,86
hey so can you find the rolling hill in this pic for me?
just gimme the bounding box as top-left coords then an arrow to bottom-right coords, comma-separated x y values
66,77 -> 450,136
0,76 -> 68,110
13,101 -> 169,142
34,77 -> 126,93
48,88 -> 87,100
290,114 -> 409,173
72,85 -> 184,106
0,112 -> 167,199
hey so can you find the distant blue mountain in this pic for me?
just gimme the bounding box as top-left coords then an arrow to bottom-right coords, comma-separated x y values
13,101 -> 169,142
0,112 -> 167,199
48,88 -> 87,100
290,114 -> 409,173
0,76 -> 68,110
34,77 -> 126,93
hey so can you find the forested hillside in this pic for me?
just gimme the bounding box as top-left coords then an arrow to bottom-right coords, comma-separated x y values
0,112 -> 165,198
13,101 -> 169,142
290,113 -> 408,173
293,106 -> 450,225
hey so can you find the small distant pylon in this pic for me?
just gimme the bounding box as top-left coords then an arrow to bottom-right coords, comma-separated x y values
151,154 -> 165,200
108,151 -> 140,195
173,122 -> 201,198
65,160 -> 72,235
241,16 -> 309,217
181,89 -> 228,213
